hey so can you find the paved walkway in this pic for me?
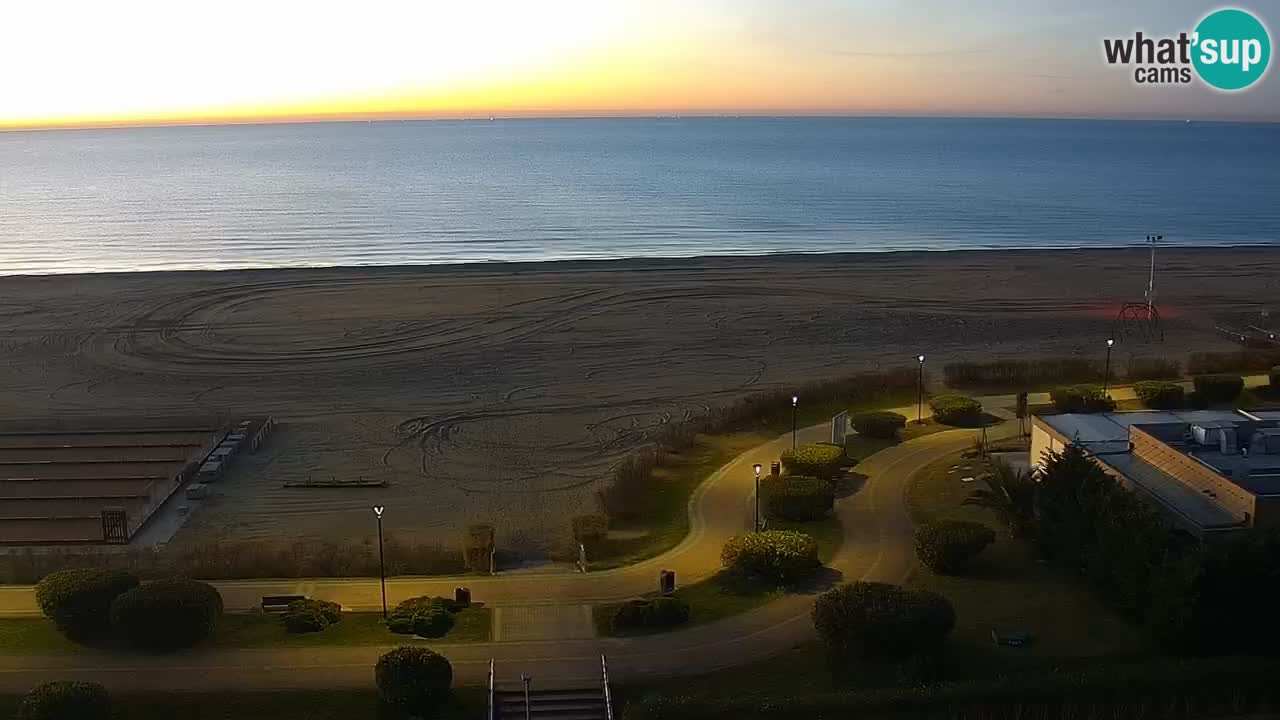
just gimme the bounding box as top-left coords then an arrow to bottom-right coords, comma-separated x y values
0,375 -> 1268,692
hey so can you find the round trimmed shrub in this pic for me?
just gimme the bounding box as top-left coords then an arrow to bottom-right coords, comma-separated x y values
612,596 -> 690,631
928,395 -> 984,426
375,646 -> 453,715
1193,374 -> 1244,404
812,581 -> 955,661
779,443 -> 846,480
35,568 -> 139,640
1134,380 -> 1186,409
387,596 -> 455,638
763,475 -> 834,521
571,514 -> 609,543
282,598 -> 343,634
850,411 -> 907,439
913,520 -> 996,574
16,681 -> 110,720
1270,365 -> 1280,389
1050,385 -> 1116,413
721,530 -> 820,584
109,578 -> 223,651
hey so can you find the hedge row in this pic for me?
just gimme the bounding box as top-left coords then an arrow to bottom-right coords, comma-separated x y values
1192,374 -> 1244,403
929,395 -> 983,426
780,443 -> 846,480
1133,380 -> 1185,409
282,598 -> 342,634
721,531 -> 820,584
811,581 -> 955,661
1187,349 -> 1280,374
387,596 -> 458,638
612,596 -> 690,632
15,681 -> 111,720
1050,385 -> 1116,413
623,657 -> 1280,720
849,410 -> 906,439
109,578 -> 224,651
35,570 -> 223,650
913,521 -> 995,575
1126,356 -> 1182,380
763,475 -> 834,521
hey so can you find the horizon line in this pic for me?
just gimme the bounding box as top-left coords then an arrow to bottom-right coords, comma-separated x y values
4,110 -> 1278,133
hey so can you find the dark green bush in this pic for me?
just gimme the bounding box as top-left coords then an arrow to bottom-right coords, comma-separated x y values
762,475 -> 833,521
15,681 -> 111,720
109,578 -> 222,651
387,596 -> 456,638
1133,380 -> 1186,409
1126,356 -> 1182,380
1271,365 -> 1280,388
612,596 -> 690,631
34,568 -> 138,640
1049,385 -> 1116,413
721,530 -> 820,584
281,598 -> 343,634
849,410 -> 907,439
375,646 -> 453,716
1193,374 -> 1244,404
913,521 -> 996,574
812,581 -> 955,661
779,443 -> 846,480
929,395 -> 984,426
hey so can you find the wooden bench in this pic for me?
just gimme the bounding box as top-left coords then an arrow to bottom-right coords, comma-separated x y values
261,594 -> 306,613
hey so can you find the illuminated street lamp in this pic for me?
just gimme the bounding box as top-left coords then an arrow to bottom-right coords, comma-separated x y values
1103,338 -> 1115,397
791,396 -> 799,450
373,505 -> 387,618
916,355 -> 926,423
753,463 -> 763,532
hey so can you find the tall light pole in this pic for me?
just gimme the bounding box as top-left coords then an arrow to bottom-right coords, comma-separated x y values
753,463 -> 763,532
916,355 -> 926,423
791,396 -> 798,450
1103,338 -> 1115,397
373,505 -> 387,619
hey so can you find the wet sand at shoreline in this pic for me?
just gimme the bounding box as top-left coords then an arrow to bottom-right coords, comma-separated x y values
1,248 -> 1276,553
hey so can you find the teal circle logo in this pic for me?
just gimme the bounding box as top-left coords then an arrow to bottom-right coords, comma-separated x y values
1192,9 -> 1271,90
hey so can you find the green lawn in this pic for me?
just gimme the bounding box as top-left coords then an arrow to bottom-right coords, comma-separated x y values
0,689 -> 486,720
594,516 -> 842,637
904,451 -> 1148,671
0,608 -> 491,656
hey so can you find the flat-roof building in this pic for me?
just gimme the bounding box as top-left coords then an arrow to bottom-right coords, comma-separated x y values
1031,409 -> 1280,539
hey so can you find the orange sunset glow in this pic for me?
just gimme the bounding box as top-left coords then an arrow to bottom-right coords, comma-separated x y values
2,0 -> 1277,129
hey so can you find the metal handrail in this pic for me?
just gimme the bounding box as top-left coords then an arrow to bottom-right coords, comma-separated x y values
601,654 -> 615,720
487,659 -> 495,720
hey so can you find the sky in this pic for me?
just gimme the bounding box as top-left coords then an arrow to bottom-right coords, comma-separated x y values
1,0 -> 1276,129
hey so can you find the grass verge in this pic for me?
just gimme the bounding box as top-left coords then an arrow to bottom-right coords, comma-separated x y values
594,516 -> 841,637
0,608 -> 491,656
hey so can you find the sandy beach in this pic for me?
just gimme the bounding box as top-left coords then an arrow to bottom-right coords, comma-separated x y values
1,248 -> 1276,552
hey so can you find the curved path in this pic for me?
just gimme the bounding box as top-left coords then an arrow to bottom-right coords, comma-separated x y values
0,402 -> 1017,693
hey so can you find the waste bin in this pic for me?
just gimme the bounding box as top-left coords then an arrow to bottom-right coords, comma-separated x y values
455,587 -> 472,607
659,569 -> 676,595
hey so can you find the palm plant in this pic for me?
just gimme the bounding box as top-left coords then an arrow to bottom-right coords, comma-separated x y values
964,457 -> 1036,538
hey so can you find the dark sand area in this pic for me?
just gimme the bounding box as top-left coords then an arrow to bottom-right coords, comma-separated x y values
0,248 -> 1276,552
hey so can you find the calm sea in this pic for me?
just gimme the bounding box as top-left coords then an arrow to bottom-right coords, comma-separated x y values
1,117 -> 1277,275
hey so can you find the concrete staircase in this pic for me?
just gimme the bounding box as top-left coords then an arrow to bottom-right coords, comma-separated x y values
494,686 -> 609,720
488,656 -> 614,720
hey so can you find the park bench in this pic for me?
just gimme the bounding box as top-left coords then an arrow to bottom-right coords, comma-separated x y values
261,594 -> 306,613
